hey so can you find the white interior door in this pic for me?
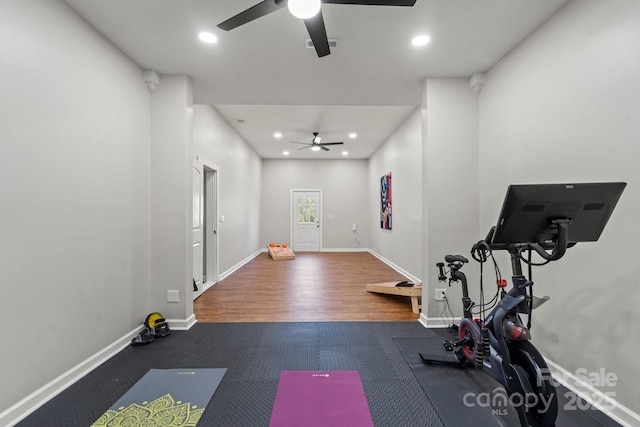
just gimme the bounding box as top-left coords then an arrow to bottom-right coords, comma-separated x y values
192,167 -> 203,292
203,166 -> 218,286
292,190 -> 321,252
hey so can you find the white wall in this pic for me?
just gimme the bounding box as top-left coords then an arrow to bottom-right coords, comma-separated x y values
261,159 -> 369,250
0,0 -> 150,414
421,78 -> 480,321
479,0 -> 640,414
4,0 -> 638,421
193,105 -> 262,272
369,111 -> 422,279
150,76 -> 194,320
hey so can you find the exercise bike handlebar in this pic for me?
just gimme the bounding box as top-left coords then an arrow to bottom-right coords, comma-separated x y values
478,220 -> 571,262
528,219 -> 569,261
436,262 -> 447,281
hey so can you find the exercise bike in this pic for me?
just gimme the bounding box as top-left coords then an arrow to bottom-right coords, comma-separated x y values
425,233 -> 558,427
420,182 -> 626,427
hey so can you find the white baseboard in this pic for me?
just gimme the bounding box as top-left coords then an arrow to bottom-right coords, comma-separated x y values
194,249 -> 263,301
201,280 -> 216,294
0,314 -> 198,427
166,314 -> 197,331
367,249 -> 422,284
321,248 -> 369,252
193,279 -> 216,301
544,358 -> 640,427
0,326 -> 142,427
420,314 -> 452,328
218,249 -> 262,281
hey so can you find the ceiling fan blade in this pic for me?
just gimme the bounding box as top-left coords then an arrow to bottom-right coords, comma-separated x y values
290,141 -> 311,145
322,0 -> 416,5
318,142 -> 344,146
304,10 -> 330,57
218,0 -> 286,31
321,146 -> 330,151
297,145 -> 312,150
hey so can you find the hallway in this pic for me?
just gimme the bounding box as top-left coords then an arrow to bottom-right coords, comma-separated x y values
194,252 -> 421,322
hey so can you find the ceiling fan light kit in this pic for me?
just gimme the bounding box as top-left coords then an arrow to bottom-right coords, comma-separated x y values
288,0 -> 322,19
218,0 -> 417,58
290,132 -> 344,152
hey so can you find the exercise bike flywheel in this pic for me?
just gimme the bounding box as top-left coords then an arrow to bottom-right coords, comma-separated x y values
458,318 -> 482,363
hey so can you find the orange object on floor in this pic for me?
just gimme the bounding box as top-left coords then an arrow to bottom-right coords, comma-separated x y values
268,245 -> 295,260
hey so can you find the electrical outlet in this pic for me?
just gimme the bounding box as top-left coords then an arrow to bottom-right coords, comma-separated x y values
435,288 -> 446,301
167,290 -> 179,303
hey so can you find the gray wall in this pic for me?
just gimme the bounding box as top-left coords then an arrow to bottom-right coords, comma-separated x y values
0,0 -> 151,413
368,80 -> 480,318
150,76 -> 194,320
0,2 -> 268,418
193,105 -> 263,272
368,111 -> 422,279
261,160 -> 369,250
3,0 -> 639,420
479,0 -> 640,413
421,78 -> 480,322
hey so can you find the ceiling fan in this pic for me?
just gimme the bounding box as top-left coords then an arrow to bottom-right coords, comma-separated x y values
217,0 -> 417,57
290,132 -> 344,151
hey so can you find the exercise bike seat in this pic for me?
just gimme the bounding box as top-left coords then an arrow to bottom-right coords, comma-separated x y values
445,254 -> 468,264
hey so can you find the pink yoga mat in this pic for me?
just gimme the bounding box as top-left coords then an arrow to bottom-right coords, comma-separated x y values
269,371 -> 374,427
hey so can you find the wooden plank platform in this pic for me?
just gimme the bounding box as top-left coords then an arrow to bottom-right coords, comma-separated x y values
366,282 -> 422,314
268,245 -> 295,260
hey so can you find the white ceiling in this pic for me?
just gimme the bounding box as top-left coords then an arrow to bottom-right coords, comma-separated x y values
64,0 -> 569,159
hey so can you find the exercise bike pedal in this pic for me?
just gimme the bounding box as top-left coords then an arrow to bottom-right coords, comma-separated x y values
419,351 -> 470,367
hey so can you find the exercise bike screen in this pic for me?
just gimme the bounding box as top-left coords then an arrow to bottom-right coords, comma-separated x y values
491,182 -> 626,245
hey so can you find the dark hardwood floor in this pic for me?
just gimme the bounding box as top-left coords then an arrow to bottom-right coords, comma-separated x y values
194,252 -> 421,322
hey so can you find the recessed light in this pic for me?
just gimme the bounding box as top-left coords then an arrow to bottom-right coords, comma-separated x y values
342,151 -> 349,156
274,132 -> 282,139
198,32 -> 218,44
311,146 -> 321,152
348,132 -> 357,139
411,34 -> 431,47
283,151 -> 290,156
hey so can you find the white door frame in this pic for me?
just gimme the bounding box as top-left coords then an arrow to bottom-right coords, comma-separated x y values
192,165 -> 204,298
290,188 -> 322,251
194,156 -> 220,299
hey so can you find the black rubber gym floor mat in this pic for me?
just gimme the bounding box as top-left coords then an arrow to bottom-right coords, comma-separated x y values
17,322 -> 444,427
395,328 -> 621,427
